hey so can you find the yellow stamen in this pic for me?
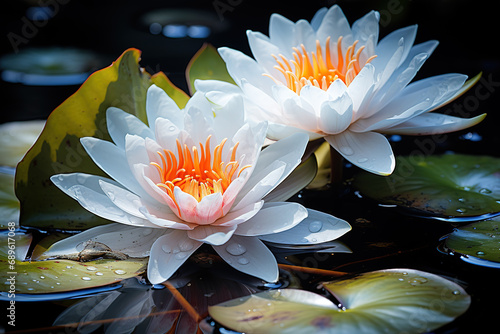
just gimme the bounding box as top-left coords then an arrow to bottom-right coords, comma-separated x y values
151,136 -> 250,213
270,36 -> 377,94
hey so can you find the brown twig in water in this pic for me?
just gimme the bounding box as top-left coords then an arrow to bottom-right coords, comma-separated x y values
278,263 -> 348,277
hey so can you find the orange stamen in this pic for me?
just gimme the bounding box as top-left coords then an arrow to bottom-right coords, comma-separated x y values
271,36 -> 376,94
151,136 -> 250,213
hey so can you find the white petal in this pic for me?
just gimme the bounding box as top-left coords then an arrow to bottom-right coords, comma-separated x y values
240,79 -> 281,116
267,122 -> 323,141
231,161 -> 285,211
316,5 -> 352,45
213,200 -> 264,227
194,79 -> 242,95
258,209 -> 351,245
346,64 -> 376,120
269,13 -> 296,57
154,117 -> 180,152
319,82 -> 353,134
147,231 -> 203,284
195,192 -> 224,225
234,132 -> 308,210
210,94 -> 246,144
218,47 -> 275,93
352,10 -> 380,53
369,40 -> 439,111
40,223 -> 170,259
372,25 -> 417,74
310,7 -> 328,30
80,137 -> 156,203
247,30 -> 283,78
139,206 -> 196,230
106,107 -> 154,149
381,113 -> 486,135
326,131 -> 395,175
358,73 -> 467,132
213,235 -> 278,282
50,173 -> 160,228
294,19 -> 317,51
235,202 -> 307,236
146,85 -> 183,128
187,225 -> 237,246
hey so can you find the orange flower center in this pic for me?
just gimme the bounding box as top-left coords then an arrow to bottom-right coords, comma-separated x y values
270,36 -> 377,94
151,136 -> 249,206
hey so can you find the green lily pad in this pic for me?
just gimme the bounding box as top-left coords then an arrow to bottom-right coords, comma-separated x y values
352,154 -> 500,220
0,257 -> 147,294
0,120 -> 45,167
208,269 -> 470,334
15,48 -> 189,230
444,216 -> 500,265
186,43 -> 235,95
0,173 -> 20,228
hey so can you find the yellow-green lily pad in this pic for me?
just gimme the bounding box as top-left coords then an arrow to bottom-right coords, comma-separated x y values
185,43 -> 235,95
208,269 -> 470,334
0,173 -> 20,228
444,216 -> 500,266
0,257 -> 147,294
352,154 -> 500,221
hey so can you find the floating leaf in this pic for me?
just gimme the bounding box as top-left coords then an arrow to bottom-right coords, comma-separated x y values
15,49 -> 188,230
0,257 -> 147,294
208,269 -> 470,334
0,172 -> 20,228
444,216 -> 500,266
352,154 -> 500,220
0,120 -> 45,167
186,43 -> 235,95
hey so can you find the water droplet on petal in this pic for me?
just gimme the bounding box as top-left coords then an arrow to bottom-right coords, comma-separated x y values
456,208 -> 467,213
86,266 -> 97,271
106,191 -> 115,201
40,276 -> 45,279
458,198 -> 466,203
162,245 -> 172,254
479,188 -> 492,194
168,126 -> 176,132
308,221 -> 323,233
95,272 -> 104,276
81,277 -> 91,281
476,251 -> 485,256
226,243 -> 247,256
143,228 -> 153,236
77,174 -> 87,185
66,266 -> 73,269
357,158 -> 368,163
179,239 -> 194,252
237,257 -> 249,265
452,290 -> 461,295
174,252 -> 188,260
114,270 -> 126,275
339,146 -> 354,156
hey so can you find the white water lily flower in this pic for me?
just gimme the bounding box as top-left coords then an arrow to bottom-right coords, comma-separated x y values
200,5 -> 485,175
49,85 -> 351,284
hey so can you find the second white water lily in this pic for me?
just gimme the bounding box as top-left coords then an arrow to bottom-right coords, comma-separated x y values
47,85 -> 350,284
202,5 -> 485,175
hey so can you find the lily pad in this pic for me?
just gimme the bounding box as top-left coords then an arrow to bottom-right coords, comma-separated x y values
185,43 -> 235,95
0,257 -> 147,294
15,48 -> 189,230
352,154 -> 500,220
208,268 -> 470,334
0,172 -> 20,227
444,216 -> 500,266
0,120 -> 45,167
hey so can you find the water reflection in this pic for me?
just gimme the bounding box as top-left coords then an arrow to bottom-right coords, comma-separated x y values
51,271 -> 261,333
